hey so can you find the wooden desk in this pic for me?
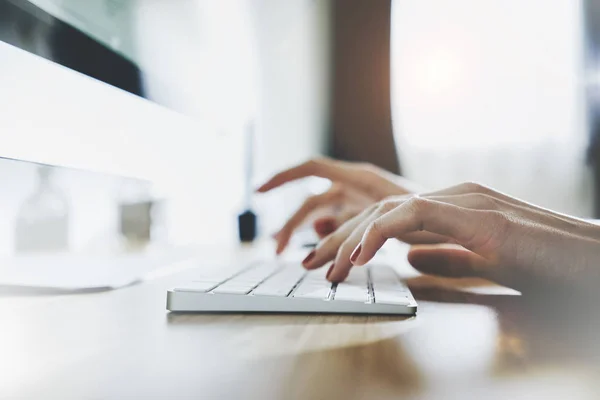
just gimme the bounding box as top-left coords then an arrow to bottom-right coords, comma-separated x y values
2,245 -> 600,399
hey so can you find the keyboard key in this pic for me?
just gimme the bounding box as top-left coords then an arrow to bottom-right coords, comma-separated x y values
375,291 -> 409,305
303,266 -> 329,280
345,266 -> 368,284
227,263 -> 279,283
293,268 -> 333,300
212,286 -> 251,294
173,281 -> 218,292
293,287 -> 332,300
251,286 -> 295,297
370,272 -> 399,283
190,271 -> 233,283
212,285 -> 253,295
334,283 -> 369,302
372,283 -> 409,293
371,266 -> 407,288
251,266 -> 305,297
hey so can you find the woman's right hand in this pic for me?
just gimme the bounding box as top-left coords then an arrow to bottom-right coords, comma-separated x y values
257,157 -> 423,253
301,182 -> 600,292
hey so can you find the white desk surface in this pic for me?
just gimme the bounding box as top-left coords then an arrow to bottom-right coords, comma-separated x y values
1,241 -> 599,399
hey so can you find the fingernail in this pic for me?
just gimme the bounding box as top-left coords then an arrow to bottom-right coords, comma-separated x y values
302,250 -> 316,266
315,219 -> 335,235
350,244 -> 362,263
326,263 -> 334,279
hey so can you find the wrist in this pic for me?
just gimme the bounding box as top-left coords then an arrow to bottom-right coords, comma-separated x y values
576,218 -> 600,240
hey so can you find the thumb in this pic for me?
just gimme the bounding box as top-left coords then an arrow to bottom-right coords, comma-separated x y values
407,244 -> 492,279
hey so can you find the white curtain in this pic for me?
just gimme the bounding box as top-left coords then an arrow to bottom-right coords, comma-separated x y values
391,0 -> 593,217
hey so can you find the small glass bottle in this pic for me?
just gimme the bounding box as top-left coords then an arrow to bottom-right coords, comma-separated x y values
15,165 -> 70,253
117,180 -> 154,252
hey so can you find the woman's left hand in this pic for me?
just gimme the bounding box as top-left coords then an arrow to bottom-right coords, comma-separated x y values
257,157 -> 421,253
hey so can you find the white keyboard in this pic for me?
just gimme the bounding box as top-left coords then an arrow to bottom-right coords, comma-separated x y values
167,261 -> 417,315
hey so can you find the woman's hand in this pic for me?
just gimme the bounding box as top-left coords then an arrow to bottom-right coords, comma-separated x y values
257,157 -> 422,253
302,182 -> 600,292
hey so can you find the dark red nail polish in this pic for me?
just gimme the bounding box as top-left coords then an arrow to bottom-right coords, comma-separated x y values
324,219 -> 335,230
302,250 -> 316,265
350,245 -> 362,263
326,264 -> 335,279
315,219 -> 335,235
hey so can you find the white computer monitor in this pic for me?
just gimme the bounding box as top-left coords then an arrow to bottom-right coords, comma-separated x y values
0,39 -> 251,244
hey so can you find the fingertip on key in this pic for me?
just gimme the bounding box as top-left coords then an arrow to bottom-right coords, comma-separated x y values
274,233 -> 291,255
327,265 -> 348,283
302,250 -> 316,266
352,251 -> 368,266
349,244 -> 362,263
275,242 -> 285,255
326,263 -> 334,280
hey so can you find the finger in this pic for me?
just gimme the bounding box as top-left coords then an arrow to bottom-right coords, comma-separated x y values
357,193 -> 493,246
312,208 -> 362,239
314,208 -> 451,274
302,205 -> 376,271
329,206 -> 456,281
313,216 -> 337,238
257,158 -> 353,193
326,194 -> 491,278
407,244 -> 492,278
328,210 -> 385,282
318,192 -> 502,279
275,188 -> 343,254
353,197 -> 506,266
337,207 -> 362,225
381,193 -> 500,245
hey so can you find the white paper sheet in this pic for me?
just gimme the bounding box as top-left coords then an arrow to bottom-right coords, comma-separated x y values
0,250 -> 196,290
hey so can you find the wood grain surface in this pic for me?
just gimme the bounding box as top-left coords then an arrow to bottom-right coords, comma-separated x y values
2,245 -> 599,399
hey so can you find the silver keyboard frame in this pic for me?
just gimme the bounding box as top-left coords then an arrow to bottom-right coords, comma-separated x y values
167,290 -> 417,315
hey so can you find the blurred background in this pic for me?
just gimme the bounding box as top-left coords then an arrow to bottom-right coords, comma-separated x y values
1,0 -> 600,257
